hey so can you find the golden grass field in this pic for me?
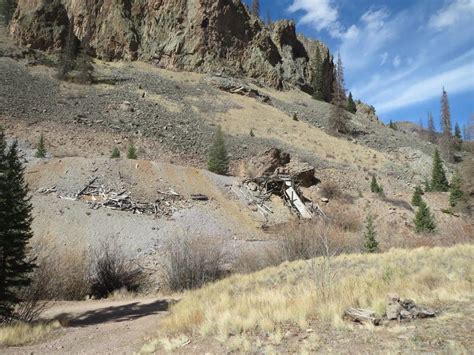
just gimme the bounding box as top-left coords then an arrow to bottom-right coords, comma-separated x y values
0,321 -> 61,347
143,244 -> 474,353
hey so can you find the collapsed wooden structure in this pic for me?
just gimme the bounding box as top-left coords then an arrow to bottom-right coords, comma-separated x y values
243,175 -> 325,220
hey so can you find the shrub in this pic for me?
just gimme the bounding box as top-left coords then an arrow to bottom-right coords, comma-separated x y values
90,243 -> 145,299
414,201 -> 436,233
110,147 -> 120,159
278,219 -> 358,262
319,181 -> 342,200
363,214 -> 378,253
34,134 -> 47,158
23,242 -> 90,301
127,142 -> 138,159
163,235 -> 227,292
370,175 -> 384,195
207,126 -> 229,175
411,185 -> 424,207
319,182 -> 354,203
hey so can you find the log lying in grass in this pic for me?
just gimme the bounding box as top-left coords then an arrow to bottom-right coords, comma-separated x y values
343,308 -> 381,326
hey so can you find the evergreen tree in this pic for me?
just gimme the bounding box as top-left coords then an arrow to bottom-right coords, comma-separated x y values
427,111 -> 437,143
127,142 -> 137,159
0,133 -> 35,319
0,0 -> 17,25
440,88 -> 455,161
453,122 -> 462,151
431,148 -> 449,192
312,47 -> 324,101
329,52 -> 348,134
207,126 -> 229,175
411,185 -> 424,207
347,92 -> 357,113
57,16 -> 78,80
388,120 -> 398,130
440,88 -> 452,135
75,32 -> 94,85
363,214 -> 378,253
414,201 -> 436,233
34,134 -> 47,158
321,53 -> 335,103
251,0 -> 260,18
449,171 -> 464,207
111,147 -> 120,159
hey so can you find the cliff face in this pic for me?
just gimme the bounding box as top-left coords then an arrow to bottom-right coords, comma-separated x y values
10,0 -> 329,90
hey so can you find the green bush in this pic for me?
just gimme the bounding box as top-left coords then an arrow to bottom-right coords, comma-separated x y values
370,175 -> 384,195
127,142 -> 137,160
34,134 -> 47,158
111,147 -> 120,159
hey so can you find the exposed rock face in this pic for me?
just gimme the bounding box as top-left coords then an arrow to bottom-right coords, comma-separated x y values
10,0 -> 329,90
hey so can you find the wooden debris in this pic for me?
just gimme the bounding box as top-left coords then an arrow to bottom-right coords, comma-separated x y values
190,194 -> 209,201
385,294 -> 436,321
344,308 -> 381,326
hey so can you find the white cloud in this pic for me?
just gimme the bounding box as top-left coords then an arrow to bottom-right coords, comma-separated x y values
288,0 -> 339,32
392,55 -> 401,67
429,0 -> 474,31
288,0 -> 357,38
380,52 -> 388,66
372,62 -> 474,113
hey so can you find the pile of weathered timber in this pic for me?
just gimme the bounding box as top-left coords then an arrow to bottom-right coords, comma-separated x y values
344,293 -> 436,326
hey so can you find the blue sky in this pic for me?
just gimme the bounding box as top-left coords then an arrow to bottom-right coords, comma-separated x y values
244,0 -> 474,131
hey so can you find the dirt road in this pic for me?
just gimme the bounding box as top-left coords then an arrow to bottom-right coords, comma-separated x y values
4,298 -> 171,354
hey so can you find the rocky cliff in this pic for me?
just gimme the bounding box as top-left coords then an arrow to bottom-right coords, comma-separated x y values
10,0 -> 328,90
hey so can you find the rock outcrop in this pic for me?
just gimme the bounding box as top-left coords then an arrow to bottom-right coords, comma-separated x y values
10,0 -> 329,90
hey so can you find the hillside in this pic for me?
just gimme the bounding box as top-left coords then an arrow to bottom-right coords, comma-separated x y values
142,245 -> 474,353
0,1 -> 473,353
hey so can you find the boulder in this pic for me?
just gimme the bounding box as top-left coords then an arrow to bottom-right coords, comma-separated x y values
386,293 -> 402,320
282,160 -> 317,187
245,148 -> 290,177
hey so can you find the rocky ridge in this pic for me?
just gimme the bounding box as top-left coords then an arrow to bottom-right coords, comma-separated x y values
10,0 -> 328,91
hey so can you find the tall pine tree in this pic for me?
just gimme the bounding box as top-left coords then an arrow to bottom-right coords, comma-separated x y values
312,47 -> 324,101
440,88 -> 455,161
321,53 -> 335,103
251,0 -> 260,18
427,111 -> 437,143
0,132 -> 35,319
431,148 -> 449,192
329,52 -> 348,134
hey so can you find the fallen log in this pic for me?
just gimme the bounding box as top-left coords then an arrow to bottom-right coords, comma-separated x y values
344,308 -> 381,326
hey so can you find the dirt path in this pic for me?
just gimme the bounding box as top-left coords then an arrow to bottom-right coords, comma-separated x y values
4,298 -> 171,354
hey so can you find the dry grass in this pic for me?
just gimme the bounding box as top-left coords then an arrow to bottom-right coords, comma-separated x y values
0,321 -> 61,347
143,245 -> 474,352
